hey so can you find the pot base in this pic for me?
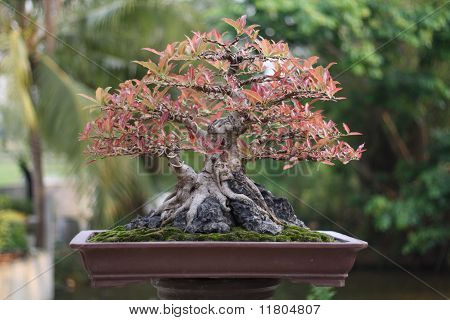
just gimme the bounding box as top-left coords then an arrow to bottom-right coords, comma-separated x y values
151,278 -> 281,300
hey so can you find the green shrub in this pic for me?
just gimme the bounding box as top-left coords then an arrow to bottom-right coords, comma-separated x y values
306,286 -> 336,300
0,210 -> 28,254
0,195 -> 33,215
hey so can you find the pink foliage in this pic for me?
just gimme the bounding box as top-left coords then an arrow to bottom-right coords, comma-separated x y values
80,16 -> 365,168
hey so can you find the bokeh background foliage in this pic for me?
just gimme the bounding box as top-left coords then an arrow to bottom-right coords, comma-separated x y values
0,0 -> 448,299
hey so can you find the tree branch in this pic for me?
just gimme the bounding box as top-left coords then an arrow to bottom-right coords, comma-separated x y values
151,79 -> 232,97
167,152 -> 197,179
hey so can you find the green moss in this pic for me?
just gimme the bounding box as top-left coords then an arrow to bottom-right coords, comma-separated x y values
88,225 -> 334,243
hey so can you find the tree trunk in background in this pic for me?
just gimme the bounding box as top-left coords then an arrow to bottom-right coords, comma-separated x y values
43,0 -> 58,53
31,0 -> 58,248
18,157 -> 33,200
30,130 -> 45,248
15,0 -> 46,248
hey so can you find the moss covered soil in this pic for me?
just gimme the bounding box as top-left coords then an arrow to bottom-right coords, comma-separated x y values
88,225 -> 334,243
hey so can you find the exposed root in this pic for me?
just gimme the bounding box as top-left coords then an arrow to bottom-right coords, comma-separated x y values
163,190 -> 177,202
221,180 -> 283,225
160,196 -> 192,227
151,160 -> 198,218
152,160 -> 284,232
220,181 -> 254,205
182,173 -> 232,229
209,156 -> 282,225
185,192 -> 208,227
206,178 -> 230,212
244,176 -> 283,224
152,193 -> 180,216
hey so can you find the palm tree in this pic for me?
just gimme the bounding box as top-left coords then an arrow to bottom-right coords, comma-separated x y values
0,0 -> 203,244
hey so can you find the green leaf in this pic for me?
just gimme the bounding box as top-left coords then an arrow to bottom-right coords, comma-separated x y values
222,17 -> 244,34
133,60 -> 159,73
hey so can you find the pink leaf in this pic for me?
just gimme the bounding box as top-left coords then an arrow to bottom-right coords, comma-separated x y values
242,89 -> 263,103
343,123 -> 350,134
142,48 -> 162,56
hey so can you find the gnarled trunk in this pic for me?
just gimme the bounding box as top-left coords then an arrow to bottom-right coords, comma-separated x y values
127,114 -> 305,234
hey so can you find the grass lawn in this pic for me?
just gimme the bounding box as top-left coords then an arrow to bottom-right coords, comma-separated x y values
0,153 -> 69,187
0,159 -> 22,186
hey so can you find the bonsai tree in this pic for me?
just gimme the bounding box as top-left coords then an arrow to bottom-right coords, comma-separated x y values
80,16 -> 364,235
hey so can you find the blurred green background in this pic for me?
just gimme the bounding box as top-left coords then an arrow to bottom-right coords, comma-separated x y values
0,0 -> 448,299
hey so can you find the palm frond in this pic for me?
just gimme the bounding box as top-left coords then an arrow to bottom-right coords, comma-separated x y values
0,30 -> 37,131
84,0 -> 139,28
56,0 -> 203,89
34,55 -> 90,160
34,55 -> 153,225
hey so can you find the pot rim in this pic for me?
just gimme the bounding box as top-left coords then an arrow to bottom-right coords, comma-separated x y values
70,230 -> 368,250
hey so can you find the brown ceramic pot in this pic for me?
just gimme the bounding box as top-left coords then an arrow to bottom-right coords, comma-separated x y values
70,230 -> 367,299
